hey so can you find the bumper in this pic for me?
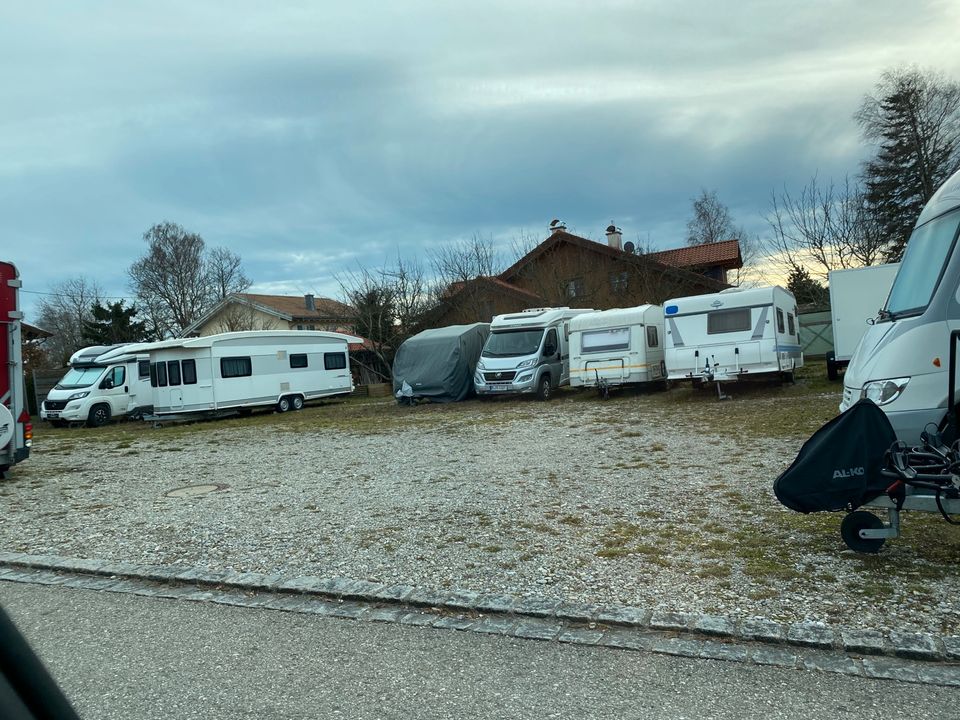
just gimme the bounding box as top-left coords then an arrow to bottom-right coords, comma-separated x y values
475,375 -> 537,395
41,405 -> 86,422
882,407 -> 945,445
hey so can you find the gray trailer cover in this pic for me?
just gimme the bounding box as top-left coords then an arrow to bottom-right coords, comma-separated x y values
393,323 -> 490,403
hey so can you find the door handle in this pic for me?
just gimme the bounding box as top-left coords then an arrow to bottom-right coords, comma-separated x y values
124,386 -> 128,392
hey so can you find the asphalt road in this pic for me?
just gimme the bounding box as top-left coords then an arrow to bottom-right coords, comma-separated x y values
0,583 -> 955,720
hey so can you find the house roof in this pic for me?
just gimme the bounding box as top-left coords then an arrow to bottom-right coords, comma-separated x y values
647,239 -> 742,270
499,230 -> 733,291
21,322 -> 53,340
181,293 -> 353,336
445,276 -> 543,302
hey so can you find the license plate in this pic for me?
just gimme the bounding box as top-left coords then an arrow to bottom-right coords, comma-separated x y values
47,412 -> 59,418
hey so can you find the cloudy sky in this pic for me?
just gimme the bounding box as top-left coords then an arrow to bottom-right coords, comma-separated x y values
4,0 -> 960,320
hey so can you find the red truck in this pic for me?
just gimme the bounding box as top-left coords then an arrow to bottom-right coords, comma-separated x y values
1,260 -> 31,477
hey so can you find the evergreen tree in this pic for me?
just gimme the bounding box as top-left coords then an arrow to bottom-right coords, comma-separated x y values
82,301 -> 150,346
856,68 -> 960,261
786,266 -> 827,307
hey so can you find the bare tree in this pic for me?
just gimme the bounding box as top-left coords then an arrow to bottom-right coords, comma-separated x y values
687,189 -> 736,246
35,276 -> 103,364
207,246 -> 251,302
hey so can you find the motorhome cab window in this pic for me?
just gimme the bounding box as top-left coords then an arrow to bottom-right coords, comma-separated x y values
167,361 -> 182,386
290,354 -> 308,369
108,366 -> 125,387
787,313 -> 796,336
324,353 -> 347,370
646,325 -> 659,347
776,308 -> 785,333
483,330 -> 545,357
885,209 -> 960,316
582,327 -> 630,353
138,360 -> 150,380
221,357 -> 252,378
182,359 -> 197,385
707,308 -> 751,334
56,367 -> 104,389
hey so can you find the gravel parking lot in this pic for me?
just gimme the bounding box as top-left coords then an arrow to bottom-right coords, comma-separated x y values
4,371 -> 960,635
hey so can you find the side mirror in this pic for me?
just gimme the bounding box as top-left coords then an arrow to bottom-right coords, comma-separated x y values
101,379 -> 115,390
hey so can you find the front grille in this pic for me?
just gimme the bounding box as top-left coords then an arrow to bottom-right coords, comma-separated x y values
44,400 -> 67,411
484,371 -> 516,382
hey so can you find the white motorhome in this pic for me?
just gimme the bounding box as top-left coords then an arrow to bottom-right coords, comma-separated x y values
474,307 -> 593,400
664,286 -> 803,384
568,305 -> 666,394
840,168 -> 960,443
99,330 -> 360,417
826,263 -> 900,381
41,344 -> 152,427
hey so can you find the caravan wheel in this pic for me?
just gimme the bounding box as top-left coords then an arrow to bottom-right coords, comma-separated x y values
292,395 -> 305,411
276,396 -> 291,413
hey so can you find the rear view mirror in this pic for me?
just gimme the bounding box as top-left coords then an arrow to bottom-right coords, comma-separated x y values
101,379 -> 115,390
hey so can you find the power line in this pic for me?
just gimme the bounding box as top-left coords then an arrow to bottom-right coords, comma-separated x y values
20,289 -> 137,301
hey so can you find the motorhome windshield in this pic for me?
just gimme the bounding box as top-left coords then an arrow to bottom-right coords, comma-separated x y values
885,210 -> 960,318
56,366 -> 105,389
482,329 -> 544,357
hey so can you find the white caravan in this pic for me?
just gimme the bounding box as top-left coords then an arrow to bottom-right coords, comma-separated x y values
474,307 -> 593,400
826,263 -> 900,381
568,305 -> 666,395
99,330 -> 360,417
664,286 -> 803,384
41,344 -> 152,427
840,168 -> 960,443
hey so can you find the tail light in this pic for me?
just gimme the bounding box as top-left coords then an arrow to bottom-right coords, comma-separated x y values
24,423 -> 33,447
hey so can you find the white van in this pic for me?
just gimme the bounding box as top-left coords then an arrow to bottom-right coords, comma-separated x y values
840,168 -> 960,443
474,307 -> 593,400
664,286 -> 803,384
41,345 -> 152,427
568,305 -> 666,394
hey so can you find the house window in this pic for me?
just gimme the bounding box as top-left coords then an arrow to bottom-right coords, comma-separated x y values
707,308 -> 752,334
609,271 -> 629,294
646,325 -> 659,348
324,353 -> 347,370
138,360 -> 150,380
221,357 -> 252,378
582,327 -> 630,353
307,325 -> 316,330
182,359 -> 197,385
296,324 -> 304,330
565,277 -> 585,298
167,361 -> 182,386
290,354 -> 308,369
787,313 -> 796,336
776,308 -> 785,333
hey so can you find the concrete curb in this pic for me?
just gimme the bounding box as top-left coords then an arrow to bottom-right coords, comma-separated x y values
1,552 -> 958,687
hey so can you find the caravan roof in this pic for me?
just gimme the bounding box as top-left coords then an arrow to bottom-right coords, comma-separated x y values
569,305 -> 661,333
491,307 -> 591,330
664,286 -> 794,316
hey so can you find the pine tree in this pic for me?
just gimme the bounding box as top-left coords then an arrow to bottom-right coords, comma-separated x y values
82,301 -> 150,345
857,68 -> 960,261
786,266 -> 827,307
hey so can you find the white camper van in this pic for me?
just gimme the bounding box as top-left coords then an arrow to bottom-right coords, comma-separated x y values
474,307 -> 593,400
99,330 -> 360,417
41,344 -> 152,427
664,286 -> 803,385
840,168 -> 960,443
568,305 -> 666,395
826,263 -> 900,381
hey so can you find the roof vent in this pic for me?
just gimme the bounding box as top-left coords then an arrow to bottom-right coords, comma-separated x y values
304,294 -> 316,311
549,218 -> 567,234
605,224 -> 623,250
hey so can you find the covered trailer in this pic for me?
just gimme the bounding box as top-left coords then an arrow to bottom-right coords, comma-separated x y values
664,285 -> 803,386
394,323 -> 489,403
568,305 -> 666,395
1,260 -> 31,477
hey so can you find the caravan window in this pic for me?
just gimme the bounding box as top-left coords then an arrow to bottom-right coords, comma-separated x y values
324,353 -> 347,370
290,354 -> 308,369
138,360 -> 150,380
707,308 -> 752,334
787,313 -> 796,336
221,357 -> 252,378
776,308 -> 785,333
156,362 -> 168,387
646,325 -> 659,348
149,363 -> 157,387
167,361 -> 182,386
581,328 -> 630,353
182,359 -> 197,385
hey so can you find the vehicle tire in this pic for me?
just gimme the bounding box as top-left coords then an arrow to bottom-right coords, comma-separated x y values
840,511 -> 886,553
292,395 -> 305,411
826,351 -> 838,382
86,404 -> 111,428
536,375 -> 552,401
276,396 -> 291,413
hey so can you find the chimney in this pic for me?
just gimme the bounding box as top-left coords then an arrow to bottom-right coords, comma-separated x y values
605,224 -> 623,250
304,294 -> 316,311
549,218 -> 567,234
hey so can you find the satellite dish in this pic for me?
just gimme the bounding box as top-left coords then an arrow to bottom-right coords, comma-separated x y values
606,224 -> 617,234
550,219 -> 561,228
623,241 -> 635,254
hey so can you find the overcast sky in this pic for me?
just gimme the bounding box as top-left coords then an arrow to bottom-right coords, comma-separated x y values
4,1 -> 960,321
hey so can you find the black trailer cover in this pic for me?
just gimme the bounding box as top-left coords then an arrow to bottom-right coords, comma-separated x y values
774,399 -> 897,513
393,323 -> 490,403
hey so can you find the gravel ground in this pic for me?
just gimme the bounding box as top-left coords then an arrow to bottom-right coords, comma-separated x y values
4,382 -> 960,635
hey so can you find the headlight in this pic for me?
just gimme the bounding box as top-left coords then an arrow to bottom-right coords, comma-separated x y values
860,377 -> 910,406
517,358 -> 537,369
67,391 -> 90,401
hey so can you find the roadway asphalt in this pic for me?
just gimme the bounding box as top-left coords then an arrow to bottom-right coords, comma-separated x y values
0,582 -> 955,720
